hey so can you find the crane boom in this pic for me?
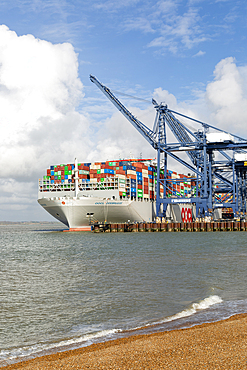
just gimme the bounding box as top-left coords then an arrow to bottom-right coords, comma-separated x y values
90,75 -> 200,166
90,75 -> 157,148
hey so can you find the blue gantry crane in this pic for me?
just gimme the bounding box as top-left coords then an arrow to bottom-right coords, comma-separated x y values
90,75 -> 247,220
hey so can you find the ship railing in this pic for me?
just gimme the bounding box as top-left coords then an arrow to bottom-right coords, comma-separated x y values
39,178 -> 155,201
39,180 -> 75,192
38,177 -> 121,192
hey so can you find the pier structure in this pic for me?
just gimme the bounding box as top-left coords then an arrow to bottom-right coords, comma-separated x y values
91,221 -> 246,233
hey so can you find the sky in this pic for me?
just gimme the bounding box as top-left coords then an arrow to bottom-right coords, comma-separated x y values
0,0 -> 247,221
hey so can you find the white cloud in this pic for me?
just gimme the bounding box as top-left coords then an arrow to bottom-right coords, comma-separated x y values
193,50 -> 205,57
205,57 -> 247,133
0,25 -> 93,218
148,7 -> 207,53
0,25 -> 89,174
123,17 -> 155,33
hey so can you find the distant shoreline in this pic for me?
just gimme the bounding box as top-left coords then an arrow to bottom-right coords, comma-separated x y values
0,221 -> 60,225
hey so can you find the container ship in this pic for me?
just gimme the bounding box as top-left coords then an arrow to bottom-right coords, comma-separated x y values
38,159 -> 195,230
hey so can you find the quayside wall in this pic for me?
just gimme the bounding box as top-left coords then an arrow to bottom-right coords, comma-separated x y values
91,221 -> 247,233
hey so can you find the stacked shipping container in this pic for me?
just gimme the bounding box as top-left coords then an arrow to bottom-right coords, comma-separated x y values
42,159 -> 197,200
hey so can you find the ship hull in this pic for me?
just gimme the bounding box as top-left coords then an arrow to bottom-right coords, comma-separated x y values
38,195 -> 156,229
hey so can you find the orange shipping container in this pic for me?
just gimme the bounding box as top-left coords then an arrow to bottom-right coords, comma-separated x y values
127,174 -> 136,179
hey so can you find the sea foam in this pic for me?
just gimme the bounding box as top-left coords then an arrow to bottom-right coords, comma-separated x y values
0,328 -> 122,364
162,295 -> 223,323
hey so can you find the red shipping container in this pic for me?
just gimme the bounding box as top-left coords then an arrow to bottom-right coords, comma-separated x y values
51,176 -> 54,180
116,170 -> 125,175
137,184 -> 142,189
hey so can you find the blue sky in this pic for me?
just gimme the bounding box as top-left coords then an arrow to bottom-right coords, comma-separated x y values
0,0 -> 247,221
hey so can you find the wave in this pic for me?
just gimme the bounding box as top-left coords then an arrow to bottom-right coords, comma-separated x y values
0,328 -> 122,365
161,295 -> 223,323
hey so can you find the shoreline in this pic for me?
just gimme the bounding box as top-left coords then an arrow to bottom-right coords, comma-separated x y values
3,313 -> 247,369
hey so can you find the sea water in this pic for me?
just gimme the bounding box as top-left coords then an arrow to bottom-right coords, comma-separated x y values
1,223 -> 247,366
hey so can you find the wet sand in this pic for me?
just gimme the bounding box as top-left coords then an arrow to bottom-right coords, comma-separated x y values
3,314 -> 247,370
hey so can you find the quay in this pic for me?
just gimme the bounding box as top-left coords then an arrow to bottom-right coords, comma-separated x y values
91,220 -> 247,233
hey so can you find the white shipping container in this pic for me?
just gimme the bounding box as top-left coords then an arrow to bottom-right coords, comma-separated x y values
116,174 -> 126,179
142,169 -> 148,175
206,132 -> 234,143
90,164 -> 101,170
127,170 -> 136,175
235,153 -> 247,162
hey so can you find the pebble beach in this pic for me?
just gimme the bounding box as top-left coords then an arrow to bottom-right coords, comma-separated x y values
3,313 -> 247,370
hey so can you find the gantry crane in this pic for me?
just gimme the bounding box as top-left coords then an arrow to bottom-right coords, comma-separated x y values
90,75 -> 247,220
